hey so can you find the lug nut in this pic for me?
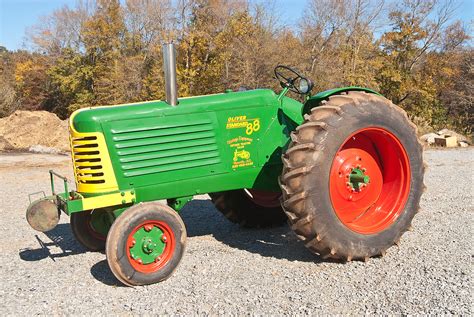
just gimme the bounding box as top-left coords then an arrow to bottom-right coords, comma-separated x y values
129,239 -> 136,248
162,236 -> 167,243
144,224 -> 153,232
155,256 -> 161,263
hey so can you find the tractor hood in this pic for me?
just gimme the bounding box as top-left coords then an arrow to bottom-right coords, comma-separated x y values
70,89 -> 279,134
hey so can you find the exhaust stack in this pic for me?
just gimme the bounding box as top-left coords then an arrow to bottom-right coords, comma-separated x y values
162,43 -> 178,106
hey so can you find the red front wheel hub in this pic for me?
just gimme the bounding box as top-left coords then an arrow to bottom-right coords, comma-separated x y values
329,128 -> 411,234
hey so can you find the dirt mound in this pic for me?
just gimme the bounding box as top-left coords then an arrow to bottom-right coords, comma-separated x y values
0,111 -> 69,153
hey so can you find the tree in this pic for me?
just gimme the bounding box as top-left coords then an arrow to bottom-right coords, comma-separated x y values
13,53 -> 51,111
377,0 -> 470,131
176,0 -> 246,96
81,0 -> 127,105
1,0 -> 471,135
300,0 -> 385,91
0,48 -> 19,117
27,1 -> 92,56
46,48 -> 94,115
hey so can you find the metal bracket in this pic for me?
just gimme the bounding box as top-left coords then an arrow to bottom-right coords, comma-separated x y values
167,196 -> 193,212
49,170 -> 69,199
28,191 -> 46,204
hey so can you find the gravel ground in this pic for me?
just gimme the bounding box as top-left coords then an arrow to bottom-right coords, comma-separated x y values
0,149 -> 472,315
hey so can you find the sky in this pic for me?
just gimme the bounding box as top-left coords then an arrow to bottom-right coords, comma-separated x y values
0,0 -> 473,51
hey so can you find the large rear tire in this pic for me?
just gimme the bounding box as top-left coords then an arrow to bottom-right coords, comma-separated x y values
280,91 -> 424,261
209,189 -> 287,228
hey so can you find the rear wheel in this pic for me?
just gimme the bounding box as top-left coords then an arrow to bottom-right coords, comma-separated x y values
280,91 -> 424,261
209,189 -> 287,227
70,210 -> 110,251
106,202 -> 186,286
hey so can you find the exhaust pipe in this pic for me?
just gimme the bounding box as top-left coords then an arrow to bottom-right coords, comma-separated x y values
162,43 -> 178,106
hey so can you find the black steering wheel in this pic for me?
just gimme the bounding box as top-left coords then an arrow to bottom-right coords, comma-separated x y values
274,65 -> 305,94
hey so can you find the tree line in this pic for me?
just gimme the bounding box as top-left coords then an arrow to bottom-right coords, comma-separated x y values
0,0 -> 472,134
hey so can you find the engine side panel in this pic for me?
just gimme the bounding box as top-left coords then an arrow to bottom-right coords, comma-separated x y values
70,89 -> 301,201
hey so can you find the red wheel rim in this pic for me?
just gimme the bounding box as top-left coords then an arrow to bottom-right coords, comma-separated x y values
87,221 -> 106,241
86,212 -> 106,241
126,221 -> 175,273
244,189 -> 281,208
329,127 -> 410,234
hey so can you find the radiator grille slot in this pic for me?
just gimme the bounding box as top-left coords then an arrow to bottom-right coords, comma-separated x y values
112,119 -> 221,177
71,136 -> 106,184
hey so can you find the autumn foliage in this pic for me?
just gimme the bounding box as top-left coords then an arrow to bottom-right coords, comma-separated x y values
0,0 -> 472,134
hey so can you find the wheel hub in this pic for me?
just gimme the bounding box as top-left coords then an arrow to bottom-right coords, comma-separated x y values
332,148 -> 383,204
329,128 -> 410,234
129,225 -> 167,265
348,167 -> 370,191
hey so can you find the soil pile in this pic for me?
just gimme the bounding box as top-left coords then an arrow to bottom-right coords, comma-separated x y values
0,111 -> 69,153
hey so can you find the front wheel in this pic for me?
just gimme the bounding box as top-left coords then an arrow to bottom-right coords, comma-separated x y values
70,210 -> 109,251
106,202 -> 187,286
280,91 -> 424,261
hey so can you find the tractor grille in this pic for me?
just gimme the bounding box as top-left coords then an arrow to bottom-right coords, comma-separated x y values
69,130 -> 118,193
71,135 -> 106,185
111,119 -> 221,177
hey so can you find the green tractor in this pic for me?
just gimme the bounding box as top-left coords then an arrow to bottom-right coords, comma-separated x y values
26,44 -> 424,286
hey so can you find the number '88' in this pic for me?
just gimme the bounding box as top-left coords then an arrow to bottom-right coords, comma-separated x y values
246,119 -> 260,135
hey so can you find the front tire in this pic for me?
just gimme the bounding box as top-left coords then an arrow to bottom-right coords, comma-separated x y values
280,91 -> 424,261
70,210 -> 108,251
106,202 -> 186,286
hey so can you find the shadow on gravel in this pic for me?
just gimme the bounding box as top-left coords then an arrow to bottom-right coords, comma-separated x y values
90,260 -> 125,287
18,224 -> 125,286
20,198 -> 329,287
19,223 -> 88,262
180,199 -> 325,263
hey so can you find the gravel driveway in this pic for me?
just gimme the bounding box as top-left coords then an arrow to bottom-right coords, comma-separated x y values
0,149 -> 472,315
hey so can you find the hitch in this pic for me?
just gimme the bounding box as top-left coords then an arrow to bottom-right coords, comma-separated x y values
26,169 -> 137,232
49,170 -> 69,196
25,170 -> 70,232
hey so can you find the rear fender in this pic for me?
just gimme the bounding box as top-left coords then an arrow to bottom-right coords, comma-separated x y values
280,96 -> 305,126
303,87 -> 382,114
